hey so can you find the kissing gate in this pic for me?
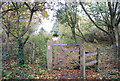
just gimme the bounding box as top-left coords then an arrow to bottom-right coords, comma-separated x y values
47,40 -> 100,79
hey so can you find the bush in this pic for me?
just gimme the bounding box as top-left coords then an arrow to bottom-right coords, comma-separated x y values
25,32 -> 50,68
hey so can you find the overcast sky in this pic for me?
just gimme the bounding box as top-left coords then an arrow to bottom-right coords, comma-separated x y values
36,0 -> 60,33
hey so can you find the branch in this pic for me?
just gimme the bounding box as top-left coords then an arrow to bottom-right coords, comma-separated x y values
16,11 -> 20,37
116,15 -> 120,26
23,35 -> 29,45
2,24 -> 8,34
3,23 -> 17,38
0,9 -> 13,17
24,2 -> 32,11
65,4 -> 74,28
96,2 -> 110,26
80,2 -> 110,36
65,12 -> 73,28
108,2 -> 114,26
12,2 -> 16,9
21,11 -> 33,37
114,2 -> 119,26
76,24 -> 87,42
114,2 -> 118,15
21,2 -> 40,37
13,2 -> 20,37
21,2 -> 48,37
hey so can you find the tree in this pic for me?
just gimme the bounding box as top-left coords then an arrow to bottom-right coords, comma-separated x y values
1,1 -> 49,66
40,27 -> 46,33
56,2 -> 86,42
80,2 -> 120,71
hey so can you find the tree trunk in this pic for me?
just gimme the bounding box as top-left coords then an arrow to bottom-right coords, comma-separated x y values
114,26 -> 120,72
118,36 -> 120,72
17,40 -> 25,66
6,33 -> 9,56
71,27 -> 76,42
114,27 -> 119,56
108,26 -> 115,44
17,36 -> 29,66
76,26 -> 87,42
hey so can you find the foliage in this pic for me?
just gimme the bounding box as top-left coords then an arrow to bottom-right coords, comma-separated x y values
1,1 -> 49,66
59,37 -> 76,44
1,1 -> 120,80
29,32 -> 50,67
77,16 -> 95,34
80,2 -> 120,71
80,2 -> 120,43
55,2 -> 80,41
51,23 -> 77,44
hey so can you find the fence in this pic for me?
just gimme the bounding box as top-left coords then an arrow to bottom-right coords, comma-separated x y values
80,48 -> 100,79
47,40 -> 100,79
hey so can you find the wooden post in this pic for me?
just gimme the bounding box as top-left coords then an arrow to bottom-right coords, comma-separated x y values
80,49 -> 86,79
32,43 -> 35,64
78,40 -> 82,70
29,42 -> 32,64
79,40 -> 82,62
96,48 -> 100,72
54,47 -> 57,67
47,40 -> 52,70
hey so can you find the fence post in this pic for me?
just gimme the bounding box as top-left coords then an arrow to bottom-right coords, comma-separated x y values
32,43 -> 35,64
80,49 -> 86,79
96,48 -> 100,72
54,47 -> 57,67
79,40 -> 82,62
47,40 -> 52,70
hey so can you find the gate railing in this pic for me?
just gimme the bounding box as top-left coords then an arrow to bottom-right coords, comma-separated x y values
47,40 -> 82,70
47,40 -> 100,79
80,48 -> 100,79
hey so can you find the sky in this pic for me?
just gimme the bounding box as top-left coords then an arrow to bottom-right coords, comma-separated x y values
37,10 -> 55,33
35,1 -> 59,33
35,0 -> 66,33
31,9 -> 56,35
35,0 -> 84,33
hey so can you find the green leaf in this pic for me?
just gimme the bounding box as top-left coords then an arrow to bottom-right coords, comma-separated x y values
41,10 -> 49,18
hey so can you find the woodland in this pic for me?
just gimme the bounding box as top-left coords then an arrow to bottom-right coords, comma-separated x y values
0,0 -> 120,80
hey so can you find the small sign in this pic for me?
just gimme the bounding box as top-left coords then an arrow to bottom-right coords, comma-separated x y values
47,41 -> 51,45
48,46 -> 51,50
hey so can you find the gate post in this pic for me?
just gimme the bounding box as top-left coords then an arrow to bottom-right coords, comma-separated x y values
80,49 -> 86,79
54,47 -> 57,67
79,40 -> 82,63
47,40 -> 52,70
96,48 -> 100,72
